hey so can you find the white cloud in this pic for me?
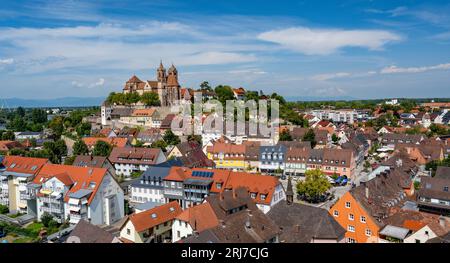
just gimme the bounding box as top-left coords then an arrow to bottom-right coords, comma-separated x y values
257,27 -> 402,55
72,78 -> 105,88
311,72 -> 351,81
0,58 -> 14,64
380,63 -> 450,74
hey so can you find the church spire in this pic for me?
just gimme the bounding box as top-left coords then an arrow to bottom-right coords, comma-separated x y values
286,176 -> 294,205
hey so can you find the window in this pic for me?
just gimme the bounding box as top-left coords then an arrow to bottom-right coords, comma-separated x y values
444,186 -> 449,192
177,231 -> 180,238
348,214 -> 354,221
333,210 -> 339,217
360,216 -> 366,223
348,225 -> 355,232
347,237 -> 356,243
261,194 -> 266,201
250,193 -> 256,199
127,229 -> 131,235
365,229 -> 372,236
345,202 -> 351,208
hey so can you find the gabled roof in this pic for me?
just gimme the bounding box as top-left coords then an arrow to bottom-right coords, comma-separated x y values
82,137 -> 128,148
33,164 -> 108,205
267,202 -> 346,242
1,156 -> 48,175
127,201 -> 182,232
67,220 -> 116,243
176,202 -> 219,232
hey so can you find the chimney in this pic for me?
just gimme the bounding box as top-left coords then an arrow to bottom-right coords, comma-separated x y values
219,220 -> 226,228
365,185 -> 369,199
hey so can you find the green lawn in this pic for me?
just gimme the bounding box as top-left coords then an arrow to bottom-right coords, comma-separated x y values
25,222 -> 44,236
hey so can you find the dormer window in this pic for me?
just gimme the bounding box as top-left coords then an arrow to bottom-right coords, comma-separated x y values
250,193 -> 256,199
216,183 -> 222,189
261,194 -> 266,201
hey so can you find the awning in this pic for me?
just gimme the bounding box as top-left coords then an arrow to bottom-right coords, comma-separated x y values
40,189 -> 52,195
51,191 -> 61,198
68,198 -> 80,205
69,206 -> 81,212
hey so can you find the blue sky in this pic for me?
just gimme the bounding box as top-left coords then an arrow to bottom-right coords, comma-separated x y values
1,0 -> 450,99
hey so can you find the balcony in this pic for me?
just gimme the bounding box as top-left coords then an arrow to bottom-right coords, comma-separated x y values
41,205 -> 63,214
20,191 -> 36,200
40,196 -> 62,204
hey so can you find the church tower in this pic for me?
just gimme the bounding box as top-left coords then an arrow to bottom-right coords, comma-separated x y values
157,60 -> 166,83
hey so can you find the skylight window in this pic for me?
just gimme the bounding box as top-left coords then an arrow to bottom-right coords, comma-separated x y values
151,213 -> 157,219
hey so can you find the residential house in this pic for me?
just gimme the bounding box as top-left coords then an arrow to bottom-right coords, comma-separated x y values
82,137 -> 128,151
232,87 -> 246,100
109,147 -> 167,177
30,164 -> 124,225
66,219 -> 122,243
134,128 -> 162,146
329,167 -> 414,243
417,167 -> 450,216
0,156 -> 48,214
182,188 -> 279,243
163,167 -> 285,212
119,201 -> 182,243
380,133 -> 424,148
120,108 -> 161,128
379,209 -> 450,243
72,155 -> 116,179
291,127 -> 330,148
206,141 -> 246,171
168,141 -> 214,168
259,144 -> 287,174
172,201 -> 219,243
267,201 -> 346,243
0,141 -> 26,152
14,131 -> 43,141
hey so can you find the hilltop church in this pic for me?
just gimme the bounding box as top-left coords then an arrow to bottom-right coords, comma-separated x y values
123,61 -> 181,107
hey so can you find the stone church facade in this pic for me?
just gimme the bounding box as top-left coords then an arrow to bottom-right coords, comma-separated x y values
123,62 -> 181,107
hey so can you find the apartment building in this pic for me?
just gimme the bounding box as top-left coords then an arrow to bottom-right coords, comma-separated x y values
310,109 -> 359,124
0,156 -> 48,214
206,141 -> 246,170
259,144 -> 287,174
108,147 -> 167,177
29,164 -> 124,225
162,167 -> 285,213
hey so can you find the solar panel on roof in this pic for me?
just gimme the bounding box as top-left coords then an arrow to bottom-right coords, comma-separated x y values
192,171 -> 214,178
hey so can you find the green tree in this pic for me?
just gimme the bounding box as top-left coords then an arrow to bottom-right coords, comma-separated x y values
73,140 -> 89,156
296,169 -> 331,203
140,92 -> 161,106
302,129 -> 317,148
40,213 -> 54,227
200,81 -> 212,91
214,85 -> 235,104
92,141 -> 112,156
48,116 -> 64,138
76,122 -> 92,137
31,109 -> 47,124
151,140 -> 168,151
0,204 -> 9,214
279,130 -> 293,141
1,130 -> 15,140
332,134 -> 339,144
187,135 -> 202,145
16,107 -> 25,118
163,130 -> 180,145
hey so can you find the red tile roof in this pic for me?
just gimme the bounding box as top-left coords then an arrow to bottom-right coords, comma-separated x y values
175,202 -> 219,232
2,156 -> 48,175
33,164 -> 108,205
165,167 -> 281,205
128,201 -> 182,233
82,137 -> 128,148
